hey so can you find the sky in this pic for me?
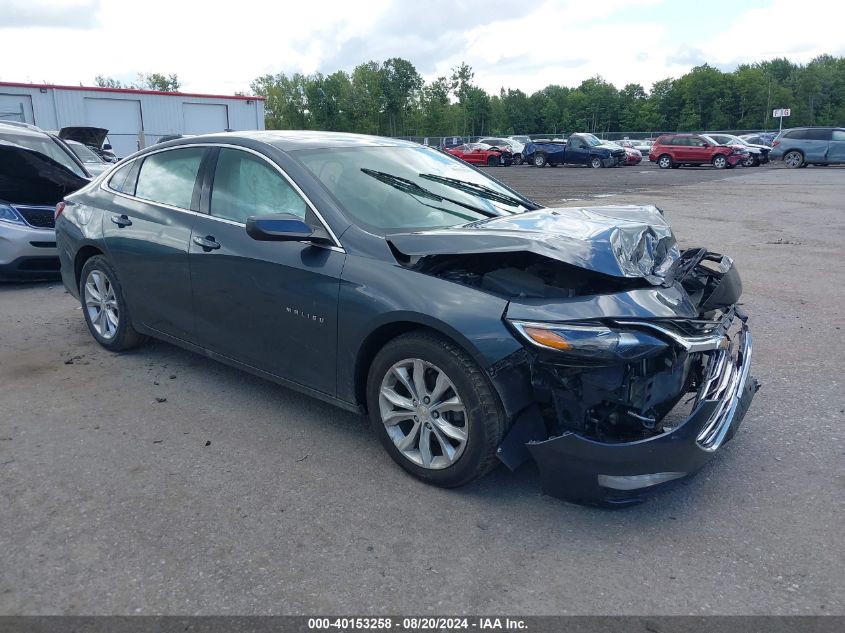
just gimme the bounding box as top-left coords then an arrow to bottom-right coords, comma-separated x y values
0,0 -> 842,96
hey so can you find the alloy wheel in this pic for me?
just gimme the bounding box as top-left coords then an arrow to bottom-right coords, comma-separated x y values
713,156 -> 727,169
784,151 -> 803,168
84,269 -> 119,339
658,155 -> 671,169
378,358 -> 468,470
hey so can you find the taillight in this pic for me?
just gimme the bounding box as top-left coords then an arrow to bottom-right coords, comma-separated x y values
771,140 -> 780,148
55,201 -> 66,220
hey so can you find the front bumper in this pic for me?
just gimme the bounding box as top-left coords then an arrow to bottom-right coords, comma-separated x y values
524,322 -> 757,506
0,222 -> 59,281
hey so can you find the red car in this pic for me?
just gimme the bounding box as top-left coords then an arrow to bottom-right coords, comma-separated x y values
622,146 -> 642,165
649,134 -> 747,169
447,143 -> 513,166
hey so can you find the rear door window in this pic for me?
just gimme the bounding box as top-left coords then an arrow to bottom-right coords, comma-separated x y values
135,148 -> 205,209
804,128 -> 832,141
209,148 -> 307,223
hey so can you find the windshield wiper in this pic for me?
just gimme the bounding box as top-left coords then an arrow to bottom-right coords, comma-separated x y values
360,169 -> 498,218
417,173 -> 537,209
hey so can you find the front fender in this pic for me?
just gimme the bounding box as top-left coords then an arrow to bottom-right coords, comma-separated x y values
336,253 -> 523,406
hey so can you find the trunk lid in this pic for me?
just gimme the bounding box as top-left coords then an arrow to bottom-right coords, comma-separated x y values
58,126 -> 109,148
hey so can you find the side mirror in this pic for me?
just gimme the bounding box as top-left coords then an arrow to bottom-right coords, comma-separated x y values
246,213 -> 333,244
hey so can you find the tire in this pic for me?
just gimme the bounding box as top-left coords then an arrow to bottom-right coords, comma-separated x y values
366,330 -> 507,488
590,156 -> 603,169
533,153 -> 547,167
712,154 -> 728,169
743,155 -> 755,167
486,155 -> 498,167
657,154 -> 673,169
784,150 -> 804,168
79,255 -> 147,351
514,154 -> 523,166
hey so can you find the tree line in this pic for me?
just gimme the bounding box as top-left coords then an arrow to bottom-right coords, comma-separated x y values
251,55 -> 845,137
94,73 -> 181,92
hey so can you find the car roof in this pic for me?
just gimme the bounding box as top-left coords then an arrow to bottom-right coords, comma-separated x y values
0,121 -> 52,138
159,130 -> 422,152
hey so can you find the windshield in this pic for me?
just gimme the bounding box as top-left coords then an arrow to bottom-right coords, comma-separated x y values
295,145 -> 537,233
5,132 -> 87,177
580,134 -> 604,147
68,141 -> 104,163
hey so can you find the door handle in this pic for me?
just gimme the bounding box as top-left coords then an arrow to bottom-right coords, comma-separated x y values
192,235 -> 221,251
111,214 -> 132,227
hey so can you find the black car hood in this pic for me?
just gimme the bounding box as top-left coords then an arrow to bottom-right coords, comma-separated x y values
0,140 -> 89,205
387,205 -> 681,285
58,126 -> 109,147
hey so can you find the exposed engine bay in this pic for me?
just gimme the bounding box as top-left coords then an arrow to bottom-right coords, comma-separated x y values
408,244 -> 746,445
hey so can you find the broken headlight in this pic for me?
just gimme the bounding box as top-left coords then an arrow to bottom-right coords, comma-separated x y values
508,320 -> 668,364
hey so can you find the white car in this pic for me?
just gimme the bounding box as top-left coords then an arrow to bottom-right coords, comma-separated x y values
478,137 -> 526,164
65,140 -> 113,176
0,122 -> 90,280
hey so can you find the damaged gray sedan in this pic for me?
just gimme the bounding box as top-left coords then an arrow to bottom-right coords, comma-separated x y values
56,131 -> 758,506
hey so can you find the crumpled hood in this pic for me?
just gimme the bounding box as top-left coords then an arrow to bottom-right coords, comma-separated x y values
0,140 -> 90,205
58,126 -> 109,148
387,205 -> 681,285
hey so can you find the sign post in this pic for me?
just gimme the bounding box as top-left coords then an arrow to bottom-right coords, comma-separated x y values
773,108 -> 791,131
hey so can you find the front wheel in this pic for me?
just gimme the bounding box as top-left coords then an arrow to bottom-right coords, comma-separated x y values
487,155 -> 498,167
590,156 -> 603,169
712,155 -> 728,169
80,255 -> 147,351
513,154 -> 523,165
784,150 -> 804,168
743,155 -> 756,167
533,153 -> 547,167
367,331 -> 507,488
657,154 -> 673,169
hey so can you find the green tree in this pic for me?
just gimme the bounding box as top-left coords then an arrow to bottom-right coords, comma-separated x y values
137,73 -> 181,92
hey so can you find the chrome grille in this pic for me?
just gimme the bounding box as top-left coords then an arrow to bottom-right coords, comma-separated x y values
694,324 -> 752,451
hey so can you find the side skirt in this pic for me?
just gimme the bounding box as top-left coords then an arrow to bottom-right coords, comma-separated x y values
136,325 -> 365,415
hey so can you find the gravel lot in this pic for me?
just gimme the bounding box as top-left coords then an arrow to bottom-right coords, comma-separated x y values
1,162 -> 843,615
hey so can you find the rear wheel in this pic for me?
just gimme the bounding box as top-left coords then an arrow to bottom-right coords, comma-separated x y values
80,256 -> 147,351
712,155 -> 728,169
590,156 -> 603,168
533,153 -> 547,167
784,150 -> 804,168
657,154 -> 673,169
367,331 -> 507,488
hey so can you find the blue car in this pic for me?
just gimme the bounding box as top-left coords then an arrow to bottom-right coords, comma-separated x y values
770,127 -> 845,167
55,131 -> 757,505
